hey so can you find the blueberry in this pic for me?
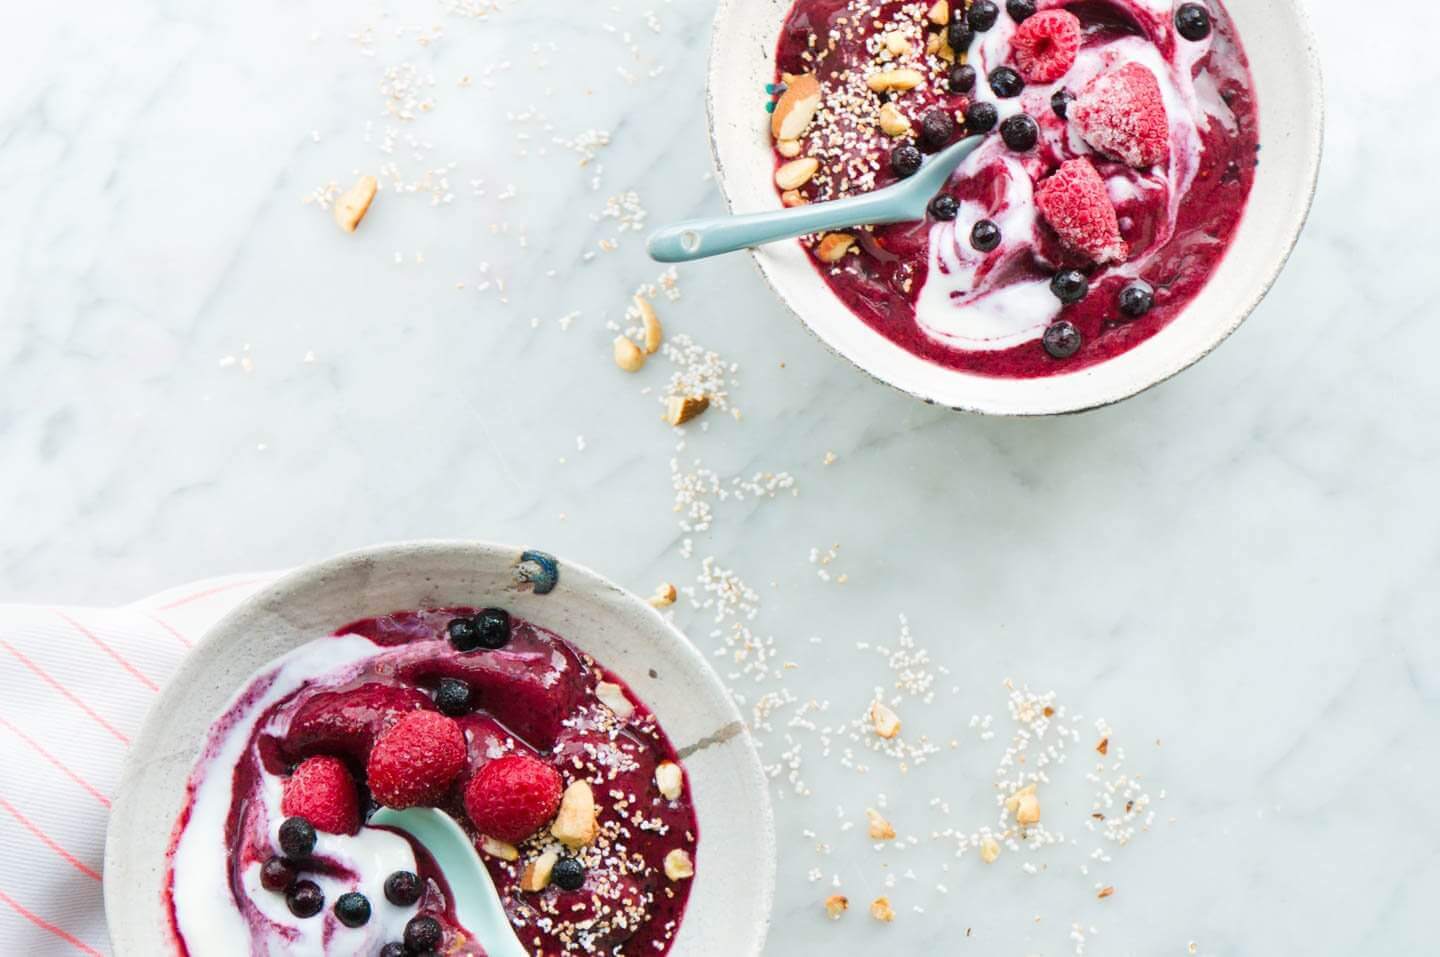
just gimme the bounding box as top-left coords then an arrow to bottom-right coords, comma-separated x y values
1175,3 -> 1211,41
278,817 -> 317,860
446,617 -> 480,651
967,0 -> 999,31
1007,0 -> 1036,21
384,870 -> 423,907
334,892 -> 371,928
988,66 -> 1024,99
474,607 -> 510,650
928,194 -> 959,221
404,915 -> 444,952
918,109 -> 956,152
1049,269 -> 1090,304
286,880 -> 324,919
552,857 -> 587,891
434,677 -> 473,716
1119,280 -> 1155,318
259,856 -> 296,892
379,946 -> 406,957
1042,320 -> 1083,358
1000,113 -> 1038,151
970,219 -> 1001,252
948,64 -> 976,94
1051,89 -> 1074,119
947,19 -> 973,53
964,102 -> 999,134
890,143 -> 923,178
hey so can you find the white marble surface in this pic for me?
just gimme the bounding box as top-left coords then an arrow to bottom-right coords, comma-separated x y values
2,0 -> 1437,953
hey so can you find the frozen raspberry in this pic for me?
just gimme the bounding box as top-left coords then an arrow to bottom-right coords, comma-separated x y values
1010,10 -> 1081,84
1035,159 -> 1128,265
366,711 -> 467,809
462,754 -> 564,844
1072,63 -> 1169,168
282,755 -> 360,835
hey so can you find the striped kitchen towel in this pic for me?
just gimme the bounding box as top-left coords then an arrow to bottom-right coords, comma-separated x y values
0,574 -> 277,955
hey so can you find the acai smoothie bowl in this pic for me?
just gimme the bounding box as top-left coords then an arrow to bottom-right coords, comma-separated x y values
104,542 -> 774,956
707,0 -> 1322,414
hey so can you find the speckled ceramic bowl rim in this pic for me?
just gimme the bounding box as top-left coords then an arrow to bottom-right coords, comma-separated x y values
103,540 -> 775,956
705,0 -> 1325,416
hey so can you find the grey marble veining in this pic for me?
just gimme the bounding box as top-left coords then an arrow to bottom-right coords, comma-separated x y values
2,0 -> 1438,953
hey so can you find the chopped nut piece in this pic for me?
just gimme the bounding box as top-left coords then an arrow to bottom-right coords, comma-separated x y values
664,394 -> 710,426
1004,783 -> 1036,815
925,33 -> 941,55
551,781 -> 599,848
870,700 -> 901,739
1015,792 -> 1041,826
881,30 -> 910,56
816,233 -> 856,264
781,189 -> 808,208
655,761 -> 684,800
776,138 -> 803,158
866,68 -> 924,93
869,897 -> 895,923
979,835 -> 1001,863
1096,737 -> 1109,755
824,894 -> 849,920
520,847 -> 560,892
634,296 -> 663,354
1098,886 -> 1115,899
649,582 -> 678,608
775,157 -> 820,190
771,74 -> 822,141
866,808 -> 896,841
878,102 -> 912,137
333,175 -> 378,233
928,0 -> 950,24
596,681 -> 635,719
481,836 -> 518,861
613,335 -> 645,372
663,848 -> 694,881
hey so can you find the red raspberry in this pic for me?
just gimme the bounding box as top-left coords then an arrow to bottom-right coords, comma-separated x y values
281,755 -> 360,835
1010,10 -> 1082,83
1072,63 -> 1169,168
462,754 -> 563,844
366,711 -> 467,809
1035,158 -> 1128,265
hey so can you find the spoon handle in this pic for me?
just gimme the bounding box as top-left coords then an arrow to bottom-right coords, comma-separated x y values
646,189 -> 911,263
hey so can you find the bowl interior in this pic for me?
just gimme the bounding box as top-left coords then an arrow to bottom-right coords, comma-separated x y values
103,541 -> 774,955
707,0 -> 1323,415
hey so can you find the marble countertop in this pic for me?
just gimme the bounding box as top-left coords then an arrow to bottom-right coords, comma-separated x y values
3,0 -> 1436,952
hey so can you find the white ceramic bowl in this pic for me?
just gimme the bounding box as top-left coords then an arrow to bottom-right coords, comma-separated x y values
707,0 -> 1323,415
104,541 -> 774,955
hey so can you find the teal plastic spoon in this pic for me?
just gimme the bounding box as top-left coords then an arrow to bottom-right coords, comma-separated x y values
370,807 -> 528,957
647,135 -> 984,263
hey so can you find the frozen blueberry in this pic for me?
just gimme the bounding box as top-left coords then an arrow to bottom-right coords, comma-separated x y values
474,607 -> 510,650
335,892 -> 371,928
1042,320 -> 1083,359
1051,88 -> 1075,119
947,19 -> 973,53
1175,3 -> 1211,41
385,870 -> 423,907
404,915 -> 444,952
964,101 -> 999,134
446,616 -> 480,651
890,142 -> 923,178
1000,113 -> 1038,151
948,63 -> 977,94
988,66 -> 1024,98
967,0 -> 999,31
278,817 -> 316,860
379,946 -> 406,957
259,856 -> 296,893
928,194 -> 959,221
433,677 -> 473,716
918,109 -> 956,151
1050,269 -> 1090,304
970,219 -> 1001,252
552,857 -> 587,891
1007,0 -> 1036,21
1119,280 -> 1155,318
286,880 -> 324,919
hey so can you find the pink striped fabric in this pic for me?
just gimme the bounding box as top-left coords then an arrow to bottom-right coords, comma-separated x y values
0,575 -> 275,955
